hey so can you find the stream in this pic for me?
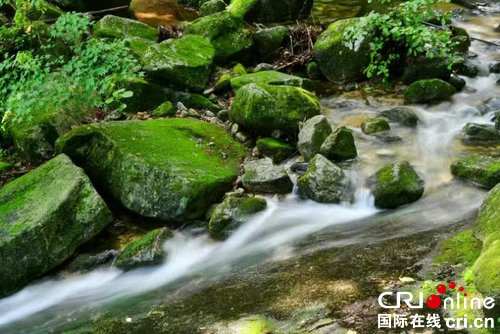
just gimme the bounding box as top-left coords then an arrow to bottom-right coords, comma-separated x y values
1,2 -> 499,333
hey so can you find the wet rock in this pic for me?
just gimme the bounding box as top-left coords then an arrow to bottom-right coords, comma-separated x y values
56,119 -> 246,222
367,161 -> 425,209
307,61 -> 323,80
199,0 -> 227,16
451,155 -> 500,189
297,115 -> 332,161
253,26 -> 289,61
242,159 -> 293,193
452,58 -> 479,78
490,62 -> 500,74
291,162 -> 309,175
253,63 -> 275,72
209,194 -> 267,239
361,117 -> 390,134
230,83 -> 320,137
230,71 -> 314,91
451,35 -> 471,53
152,101 -> 176,117
115,228 -> 173,270
379,106 -> 419,127
256,137 -> 296,163
447,74 -> 466,91
462,123 -> 500,145
297,154 -> 352,203
319,126 -> 357,161
404,79 -> 456,104
228,0 -> 313,23
67,250 -> 119,273
484,98 -> 500,112
142,35 -> 215,92
402,57 -> 451,84
93,15 -> 158,41
0,155 -> 112,296
314,18 -> 372,83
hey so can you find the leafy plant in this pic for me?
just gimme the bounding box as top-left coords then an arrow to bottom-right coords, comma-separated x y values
344,0 -> 458,79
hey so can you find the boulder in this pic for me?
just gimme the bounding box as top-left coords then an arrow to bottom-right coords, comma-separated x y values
0,155 -> 112,296
109,76 -> 168,113
319,126 -> 357,161
361,117 -> 390,134
297,154 -> 352,203
314,18 -> 372,83
307,62 -> 323,80
451,155 -> 500,189
462,123 -> 500,145
242,159 -> 293,193
56,118 -> 246,222
230,83 -> 320,136
367,161 -> 425,209
200,0 -> 227,16
256,137 -> 296,163
447,74 -> 466,91
475,184 -> 500,246
404,79 -> 456,104
152,101 -> 176,117
228,0 -> 313,23
142,35 -> 215,92
253,26 -> 289,61
379,106 -> 419,127
452,58 -> 479,78
93,15 -> 158,41
230,71 -> 314,91
402,57 -> 451,84
124,37 -> 156,58
209,194 -> 267,239
66,250 -> 119,273
297,115 -> 332,161
473,240 -> 500,305
490,62 -> 500,74
115,228 -> 173,270
452,35 -> 471,53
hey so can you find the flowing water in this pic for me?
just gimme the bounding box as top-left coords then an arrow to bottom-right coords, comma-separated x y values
1,4 -> 499,333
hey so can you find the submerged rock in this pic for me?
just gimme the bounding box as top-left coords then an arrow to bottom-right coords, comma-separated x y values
297,115 -> 332,161
404,79 -> 456,104
297,154 -> 352,203
451,155 -> 500,189
462,123 -> 500,145
209,194 -> 267,239
228,0 -> 313,23
256,137 -> 296,163
367,161 -> 425,209
67,250 -> 119,273
93,15 -> 158,41
115,228 -> 173,270
361,117 -> 390,134
230,71 -> 314,91
0,155 -> 112,296
242,159 -> 293,193
379,106 -> 419,127
56,119 -> 246,222
230,83 -> 320,137
319,126 -> 357,161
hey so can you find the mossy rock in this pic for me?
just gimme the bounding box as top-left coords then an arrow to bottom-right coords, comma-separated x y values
253,26 -> 289,61
209,194 -> 267,239
452,58 -> 479,78
124,37 -> 156,58
115,228 -> 173,270
367,161 -> 425,209
297,154 -> 352,204
473,240 -> 500,302
475,184 -> 500,247
404,79 -> 456,104
93,15 -> 158,41
451,155 -> 500,189
56,118 -> 246,222
165,90 -> 219,112
314,18 -> 372,83
200,0 -> 227,16
228,0 -> 313,23
297,115 -> 332,161
361,117 -> 390,135
0,154 -> 112,296
230,71 -> 314,91
142,35 -> 215,92
434,229 -> 482,266
462,123 -> 500,146
447,74 -> 466,91
242,159 -> 293,193
379,106 -> 419,128
109,76 -> 168,113
152,101 -> 176,117
184,11 -> 253,63
26,0 -> 65,20
230,83 -> 320,137
256,137 -> 295,163
319,126 -> 357,161
402,57 -> 451,84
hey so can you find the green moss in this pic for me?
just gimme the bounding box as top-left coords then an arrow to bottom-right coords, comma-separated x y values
434,229 -> 482,266
404,79 -> 456,104
475,184 -> 500,247
256,138 -> 295,163
451,155 -> 500,189
361,117 -> 390,134
124,37 -> 155,58
473,240 -> 500,300
319,126 -> 357,161
152,101 -> 176,117
93,15 -> 158,41
230,71 -> 314,91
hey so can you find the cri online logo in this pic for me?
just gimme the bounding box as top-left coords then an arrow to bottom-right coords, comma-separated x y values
379,282 -> 496,310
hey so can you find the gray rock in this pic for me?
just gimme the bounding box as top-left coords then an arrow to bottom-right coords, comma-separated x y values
463,123 -> 500,145
361,117 -> 390,134
298,115 -> 332,161
242,159 -> 293,193
379,106 -> 419,127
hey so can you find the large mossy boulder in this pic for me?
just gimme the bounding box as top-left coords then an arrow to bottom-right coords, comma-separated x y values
297,115 -> 332,161
451,155 -> 500,189
404,79 -> 456,104
115,228 -> 173,270
242,159 -> 293,193
319,126 -> 357,161
230,83 -> 320,136
474,184 -> 500,246
256,137 -> 296,163
367,161 -> 425,209
462,123 -> 500,146
93,15 -> 158,41
313,18 -> 372,83
109,76 -> 168,113
0,154 -> 112,296
297,154 -> 352,203
56,119 -> 246,222
184,11 -> 253,62
230,71 -> 314,91
361,117 -> 390,135
379,106 -> 419,128
142,35 -> 215,92
209,194 -> 267,239
228,0 -> 313,23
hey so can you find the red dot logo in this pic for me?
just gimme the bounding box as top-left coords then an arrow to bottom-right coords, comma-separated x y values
437,284 -> 447,294
426,295 -> 442,309
449,282 -> 456,289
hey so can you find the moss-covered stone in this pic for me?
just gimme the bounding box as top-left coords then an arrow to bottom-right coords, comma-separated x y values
306,61 -> 323,80
462,123 -> 500,146
367,161 -> 425,209
475,184 -> 500,246
401,57 -> 451,84
242,159 -> 293,193
451,155 -> 500,189
56,119 -> 246,222
297,154 -> 352,204
297,115 -> 332,161
230,83 -> 320,136
93,15 -> 158,41
230,71 -> 314,91
434,229 -> 482,266
452,58 -> 479,78
452,35 -> 471,53
167,90 -> 219,112
209,194 -> 267,239
109,76 -> 168,113
184,11 -> 253,63
142,35 -> 215,92
256,137 -> 295,163
115,228 -> 173,270
0,154 -> 112,296
124,37 -> 156,58
473,240 -> 500,301
314,18 -> 372,83
404,79 -> 456,104
200,0 -> 227,16
379,106 -> 419,127
228,0 -> 313,23
448,74 -> 466,91
253,26 -> 289,61
361,117 -> 390,135
26,0 -> 65,20
152,101 -> 176,117
319,126 -> 357,161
